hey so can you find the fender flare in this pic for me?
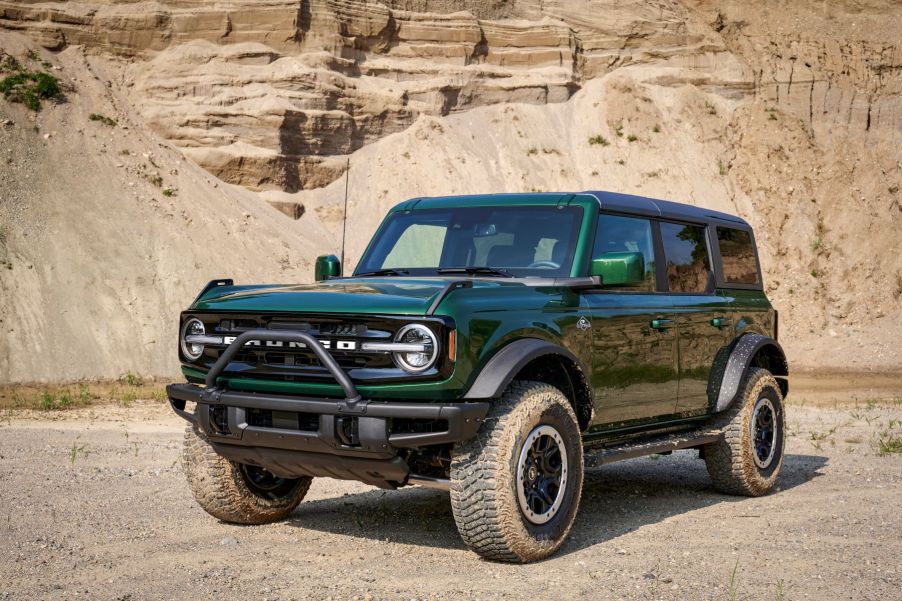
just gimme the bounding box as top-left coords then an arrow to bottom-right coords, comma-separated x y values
462,338 -> 587,400
711,333 -> 788,413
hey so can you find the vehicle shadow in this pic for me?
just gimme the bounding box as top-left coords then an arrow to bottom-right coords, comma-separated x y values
284,452 -> 828,555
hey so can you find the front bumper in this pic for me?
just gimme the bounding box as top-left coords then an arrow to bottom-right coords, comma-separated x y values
167,327 -> 488,488
168,384 -> 488,487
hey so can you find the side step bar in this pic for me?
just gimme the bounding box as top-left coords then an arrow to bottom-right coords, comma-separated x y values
584,428 -> 722,469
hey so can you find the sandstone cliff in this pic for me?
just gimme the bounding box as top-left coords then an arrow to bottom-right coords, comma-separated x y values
0,0 -> 899,381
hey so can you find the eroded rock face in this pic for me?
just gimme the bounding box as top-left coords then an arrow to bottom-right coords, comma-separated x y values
1,0 -> 736,191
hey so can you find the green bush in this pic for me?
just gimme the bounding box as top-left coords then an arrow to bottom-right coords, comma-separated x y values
0,69 -> 61,111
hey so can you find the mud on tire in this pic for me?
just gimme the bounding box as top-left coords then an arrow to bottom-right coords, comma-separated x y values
182,425 -> 311,524
704,367 -> 785,496
449,381 -> 584,562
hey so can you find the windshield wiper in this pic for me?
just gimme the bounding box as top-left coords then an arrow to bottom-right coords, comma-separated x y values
354,268 -> 409,277
436,266 -> 514,278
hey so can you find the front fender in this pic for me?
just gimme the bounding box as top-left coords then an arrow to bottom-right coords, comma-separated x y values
462,338 -> 587,400
710,333 -> 788,412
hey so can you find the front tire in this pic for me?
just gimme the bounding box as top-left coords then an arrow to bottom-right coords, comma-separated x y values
449,381 -> 584,562
181,425 -> 312,524
704,367 -> 785,496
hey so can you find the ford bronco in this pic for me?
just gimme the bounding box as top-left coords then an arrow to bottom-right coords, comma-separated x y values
168,191 -> 788,562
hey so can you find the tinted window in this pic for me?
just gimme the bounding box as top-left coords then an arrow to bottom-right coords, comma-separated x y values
356,205 -> 583,278
592,214 -> 656,291
660,222 -> 712,293
717,227 -> 759,285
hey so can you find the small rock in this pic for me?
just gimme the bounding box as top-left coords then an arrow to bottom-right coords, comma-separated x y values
43,133 -> 51,140
220,537 -> 238,546
616,548 -> 627,555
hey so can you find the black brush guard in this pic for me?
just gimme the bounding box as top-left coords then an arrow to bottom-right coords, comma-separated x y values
168,330 -> 489,488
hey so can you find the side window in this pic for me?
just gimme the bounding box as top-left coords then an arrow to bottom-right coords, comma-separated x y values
660,222 -> 712,293
593,214 -> 656,291
717,227 -> 760,285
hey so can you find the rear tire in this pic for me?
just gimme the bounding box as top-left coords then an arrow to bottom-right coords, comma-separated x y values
182,425 -> 312,524
449,381 -> 584,562
704,367 -> 785,496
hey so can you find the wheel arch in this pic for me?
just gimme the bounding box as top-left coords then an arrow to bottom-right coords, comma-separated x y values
711,333 -> 788,413
462,338 -> 593,430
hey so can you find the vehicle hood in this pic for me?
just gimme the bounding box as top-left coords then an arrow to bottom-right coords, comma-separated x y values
191,278 -> 480,315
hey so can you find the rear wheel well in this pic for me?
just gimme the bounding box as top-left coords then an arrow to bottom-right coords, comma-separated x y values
750,344 -> 788,398
513,354 -> 592,431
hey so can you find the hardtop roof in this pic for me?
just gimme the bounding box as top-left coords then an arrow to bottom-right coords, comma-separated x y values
585,190 -> 750,227
393,191 -> 750,228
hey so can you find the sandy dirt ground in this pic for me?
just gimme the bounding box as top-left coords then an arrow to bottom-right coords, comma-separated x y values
1,385 -> 899,601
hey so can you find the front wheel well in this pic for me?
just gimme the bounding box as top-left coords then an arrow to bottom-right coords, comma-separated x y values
513,354 -> 593,431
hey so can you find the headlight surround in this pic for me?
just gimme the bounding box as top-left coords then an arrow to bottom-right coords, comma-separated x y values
180,317 -> 206,362
392,324 -> 439,373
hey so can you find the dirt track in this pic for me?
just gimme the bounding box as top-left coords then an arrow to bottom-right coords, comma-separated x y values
1,394 -> 900,601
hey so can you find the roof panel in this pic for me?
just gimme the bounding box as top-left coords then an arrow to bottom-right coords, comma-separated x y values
390,191 -> 750,228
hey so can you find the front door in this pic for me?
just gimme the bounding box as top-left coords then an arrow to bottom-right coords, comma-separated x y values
585,214 -> 679,429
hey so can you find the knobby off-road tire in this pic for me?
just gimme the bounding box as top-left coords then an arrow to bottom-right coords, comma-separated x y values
704,367 -> 785,496
449,381 -> 584,562
182,425 -> 312,524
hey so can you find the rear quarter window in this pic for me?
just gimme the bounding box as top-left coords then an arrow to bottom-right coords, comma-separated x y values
717,227 -> 760,285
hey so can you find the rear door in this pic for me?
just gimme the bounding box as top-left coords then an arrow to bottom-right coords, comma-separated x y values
585,213 -> 680,428
658,221 -> 732,416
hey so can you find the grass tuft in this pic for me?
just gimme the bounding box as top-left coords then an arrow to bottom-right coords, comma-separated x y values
121,372 -> 143,387
89,113 -> 117,127
588,135 -> 609,146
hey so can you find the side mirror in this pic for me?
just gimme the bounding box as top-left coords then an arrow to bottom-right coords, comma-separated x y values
315,254 -> 342,281
590,252 -> 644,287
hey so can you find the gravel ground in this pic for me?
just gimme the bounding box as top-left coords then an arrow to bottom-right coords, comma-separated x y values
0,398 -> 899,601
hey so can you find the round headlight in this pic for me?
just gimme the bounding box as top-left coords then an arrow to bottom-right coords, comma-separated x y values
393,324 -> 439,373
180,317 -> 205,362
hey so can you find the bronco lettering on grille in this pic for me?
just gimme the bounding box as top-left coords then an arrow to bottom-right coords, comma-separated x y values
221,336 -> 358,350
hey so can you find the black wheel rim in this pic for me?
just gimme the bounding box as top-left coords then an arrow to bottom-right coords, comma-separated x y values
516,425 -> 568,525
751,398 -> 777,469
239,464 -> 297,499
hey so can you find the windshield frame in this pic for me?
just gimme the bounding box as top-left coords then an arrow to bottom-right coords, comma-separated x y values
353,204 -> 588,279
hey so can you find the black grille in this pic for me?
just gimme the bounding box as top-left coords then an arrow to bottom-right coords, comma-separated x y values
207,315 -> 395,376
186,312 -> 450,384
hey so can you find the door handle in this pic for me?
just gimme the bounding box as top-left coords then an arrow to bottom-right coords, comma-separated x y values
710,317 -> 733,328
650,319 -> 673,330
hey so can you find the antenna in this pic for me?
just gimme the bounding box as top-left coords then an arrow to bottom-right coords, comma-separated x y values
340,157 -> 350,267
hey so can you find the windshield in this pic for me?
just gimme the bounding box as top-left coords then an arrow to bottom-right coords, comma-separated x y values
355,205 -> 584,278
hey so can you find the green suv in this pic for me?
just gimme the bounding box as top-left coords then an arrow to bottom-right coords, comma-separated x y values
168,191 -> 788,562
